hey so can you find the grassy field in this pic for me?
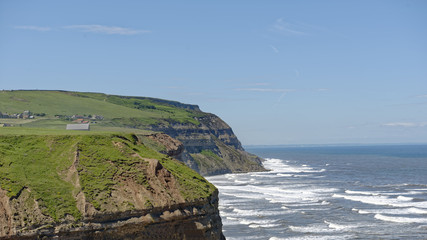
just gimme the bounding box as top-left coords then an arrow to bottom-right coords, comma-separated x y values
0,90 -> 202,129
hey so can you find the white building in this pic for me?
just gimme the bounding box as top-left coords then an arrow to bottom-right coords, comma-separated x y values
66,123 -> 90,131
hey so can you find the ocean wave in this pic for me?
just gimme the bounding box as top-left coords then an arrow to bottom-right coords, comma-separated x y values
397,195 -> 414,201
271,236 -> 354,240
345,190 -> 381,196
231,207 -> 281,217
332,193 -> 427,208
289,224 -> 337,233
374,214 -> 427,223
263,158 -> 326,174
249,223 -> 281,228
324,221 -> 355,230
345,189 -> 427,198
352,207 -> 427,215
221,191 -> 266,200
239,218 -> 280,227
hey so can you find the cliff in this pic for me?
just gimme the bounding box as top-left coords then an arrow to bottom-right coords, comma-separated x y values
148,113 -> 265,175
0,134 -> 224,239
0,90 -> 266,176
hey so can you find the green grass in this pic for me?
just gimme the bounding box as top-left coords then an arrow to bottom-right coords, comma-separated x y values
75,134 -> 164,210
191,149 -> 228,175
0,135 -> 81,221
0,127 -> 99,135
0,90 -> 202,129
0,132 -> 216,221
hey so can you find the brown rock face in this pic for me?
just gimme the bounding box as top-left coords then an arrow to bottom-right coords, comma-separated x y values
149,113 -> 266,175
0,192 -> 224,240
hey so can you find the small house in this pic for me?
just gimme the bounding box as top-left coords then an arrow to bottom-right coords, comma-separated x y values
66,123 -> 90,131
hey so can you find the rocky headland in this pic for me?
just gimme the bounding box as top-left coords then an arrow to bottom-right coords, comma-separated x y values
0,134 -> 224,239
0,90 -> 267,239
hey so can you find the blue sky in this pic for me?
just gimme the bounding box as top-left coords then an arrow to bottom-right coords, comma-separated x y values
1,0 -> 426,145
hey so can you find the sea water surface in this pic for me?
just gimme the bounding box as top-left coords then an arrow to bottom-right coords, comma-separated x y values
206,145 -> 427,239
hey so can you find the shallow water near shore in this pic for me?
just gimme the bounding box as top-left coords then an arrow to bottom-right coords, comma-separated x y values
207,145 -> 427,240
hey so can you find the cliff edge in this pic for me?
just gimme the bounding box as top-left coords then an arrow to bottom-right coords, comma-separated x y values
0,134 -> 224,239
0,90 -> 266,176
149,113 -> 265,175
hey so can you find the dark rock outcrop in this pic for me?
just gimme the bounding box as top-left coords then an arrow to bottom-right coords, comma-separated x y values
149,113 -> 265,175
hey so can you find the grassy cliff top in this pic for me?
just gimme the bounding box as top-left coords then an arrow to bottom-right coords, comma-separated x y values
0,133 -> 216,222
0,90 -> 205,131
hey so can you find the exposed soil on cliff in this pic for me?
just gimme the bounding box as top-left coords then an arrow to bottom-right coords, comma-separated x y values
0,134 -> 222,239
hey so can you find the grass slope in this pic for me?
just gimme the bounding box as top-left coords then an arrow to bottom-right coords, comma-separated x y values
0,133 -> 216,222
0,90 -> 202,131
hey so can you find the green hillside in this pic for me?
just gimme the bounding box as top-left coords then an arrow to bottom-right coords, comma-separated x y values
0,133 -> 215,222
0,90 -> 202,132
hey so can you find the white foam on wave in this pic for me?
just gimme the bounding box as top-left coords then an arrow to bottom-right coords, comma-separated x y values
277,173 -> 293,177
260,185 -> 336,205
239,218 -> 280,227
352,208 -> 370,214
333,193 -> 427,208
397,195 -> 414,201
345,189 -> 426,197
249,173 -> 278,178
249,223 -> 282,228
221,216 -> 241,226
353,207 -> 427,215
321,200 -> 330,205
218,179 -> 337,205
374,214 -> 427,223
345,190 -> 380,196
290,221 -> 358,235
289,224 -> 335,233
271,236 -> 353,240
221,191 -> 266,200
231,207 -> 281,217
407,190 -> 427,195
324,221 -> 354,230
263,158 -> 326,174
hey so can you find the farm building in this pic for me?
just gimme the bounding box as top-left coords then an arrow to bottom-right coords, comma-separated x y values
66,123 -> 90,131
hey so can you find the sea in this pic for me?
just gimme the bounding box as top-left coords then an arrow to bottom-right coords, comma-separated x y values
206,145 -> 427,240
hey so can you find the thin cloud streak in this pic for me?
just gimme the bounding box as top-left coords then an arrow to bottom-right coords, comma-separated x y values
63,25 -> 150,35
14,25 -> 51,31
271,18 -> 307,36
236,88 -> 295,93
382,122 -> 427,127
270,45 -> 279,53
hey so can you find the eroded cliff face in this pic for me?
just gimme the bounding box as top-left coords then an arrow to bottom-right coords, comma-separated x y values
149,113 -> 265,175
0,189 -> 223,240
0,134 -> 224,239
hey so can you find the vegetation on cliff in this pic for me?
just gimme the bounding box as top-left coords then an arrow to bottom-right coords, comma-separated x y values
0,133 -> 216,224
0,90 -> 265,175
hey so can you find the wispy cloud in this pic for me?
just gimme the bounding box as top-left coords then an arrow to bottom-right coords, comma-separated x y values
14,25 -> 51,32
251,83 -> 270,86
382,122 -> 427,127
270,45 -> 279,53
270,18 -> 307,36
236,88 -> 295,93
63,25 -> 150,35
316,88 -> 329,92
417,94 -> 427,98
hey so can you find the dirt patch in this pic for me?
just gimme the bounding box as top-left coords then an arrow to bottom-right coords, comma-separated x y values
0,189 -> 13,237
